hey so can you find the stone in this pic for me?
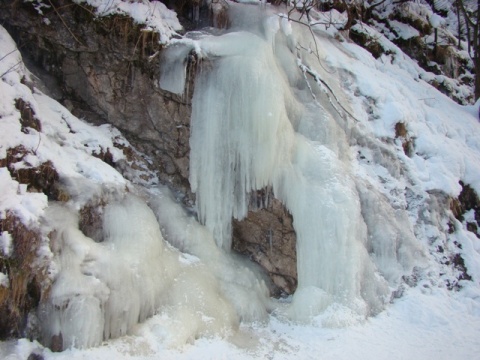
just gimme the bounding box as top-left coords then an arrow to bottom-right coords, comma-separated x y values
233,192 -> 297,296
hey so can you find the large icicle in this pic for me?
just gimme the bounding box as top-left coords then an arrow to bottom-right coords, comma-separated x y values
189,31 -> 298,250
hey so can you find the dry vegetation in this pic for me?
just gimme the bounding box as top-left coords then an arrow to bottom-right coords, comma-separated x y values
0,213 -> 48,339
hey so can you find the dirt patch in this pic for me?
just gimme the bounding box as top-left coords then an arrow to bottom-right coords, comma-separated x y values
15,98 -> 41,133
395,122 -> 414,157
450,181 -> 480,225
92,147 -> 114,167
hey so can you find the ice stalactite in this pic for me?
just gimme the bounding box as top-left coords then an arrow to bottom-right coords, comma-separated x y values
160,3 -> 421,324
189,30 -> 299,251
274,137 -> 387,322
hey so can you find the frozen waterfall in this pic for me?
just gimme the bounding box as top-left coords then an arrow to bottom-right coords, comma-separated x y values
160,3 -> 422,322
37,1 -> 425,351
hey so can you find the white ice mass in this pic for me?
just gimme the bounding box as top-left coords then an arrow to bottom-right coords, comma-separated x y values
162,3 -> 422,322
1,1 -> 480,359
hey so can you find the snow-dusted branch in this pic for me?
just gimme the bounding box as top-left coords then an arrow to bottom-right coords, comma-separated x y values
278,10 -> 336,74
297,60 -> 360,122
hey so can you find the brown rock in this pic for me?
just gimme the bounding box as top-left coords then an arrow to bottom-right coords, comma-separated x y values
233,191 -> 297,297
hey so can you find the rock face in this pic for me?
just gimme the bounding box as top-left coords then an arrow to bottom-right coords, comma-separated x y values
2,0 -> 193,194
233,193 -> 297,296
0,0 -> 297,296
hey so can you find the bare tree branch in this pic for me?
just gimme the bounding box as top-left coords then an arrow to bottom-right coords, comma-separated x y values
0,48 -> 19,63
0,61 -> 22,79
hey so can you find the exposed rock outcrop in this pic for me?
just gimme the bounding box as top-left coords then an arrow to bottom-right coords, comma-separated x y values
233,193 -> 297,296
2,0 -> 192,188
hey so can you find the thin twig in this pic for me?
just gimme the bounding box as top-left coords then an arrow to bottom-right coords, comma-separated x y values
0,61 -> 22,78
300,61 -> 361,122
369,0 -> 388,10
72,2 -> 97,17
0,48 -> 19,63
50,3 -> 75,12
48,0 -> 85,46
279,14 -> 336,74
33,131 -> 41,155
309,20 -> 347,27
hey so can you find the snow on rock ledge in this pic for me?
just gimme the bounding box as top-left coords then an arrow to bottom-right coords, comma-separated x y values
73,0 -> 182,43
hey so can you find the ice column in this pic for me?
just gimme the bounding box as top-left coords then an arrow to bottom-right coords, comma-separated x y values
189,31 -> 297,250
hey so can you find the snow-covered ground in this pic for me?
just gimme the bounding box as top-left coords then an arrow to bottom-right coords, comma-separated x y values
1,1 -> 480,359
2,287 -> 480,359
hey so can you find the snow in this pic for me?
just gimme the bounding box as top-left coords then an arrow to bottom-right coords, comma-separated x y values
1,1 -> 480,360
389,19 -> 420,39
2,287 -> 479,360
0,167 -> 48,225
0,231 -> 12,257
324,23 -> 480,194
72,0 -> 182,44
0,272 -> 8,288
429,13 -> 445,28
